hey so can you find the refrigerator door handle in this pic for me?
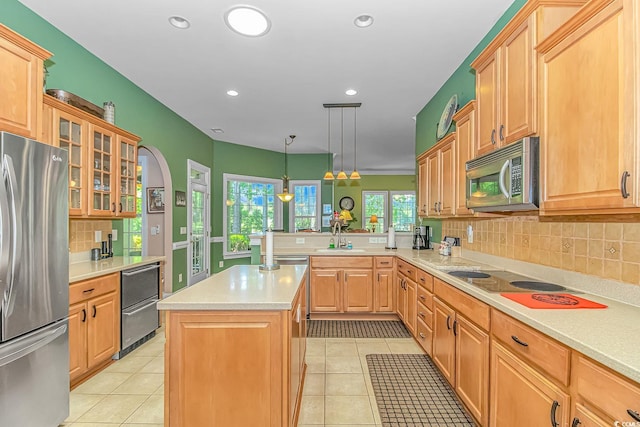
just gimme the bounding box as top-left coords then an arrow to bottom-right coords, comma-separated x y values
2,154 -> 20,317
0,169 -> 11,310
0,323 -> 67,368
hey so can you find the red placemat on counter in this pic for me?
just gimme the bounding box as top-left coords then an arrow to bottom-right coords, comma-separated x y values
500,293 -> 607,309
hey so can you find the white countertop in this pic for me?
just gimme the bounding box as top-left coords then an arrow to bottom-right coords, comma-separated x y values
157,264 -> 307,311
70,256 -> 165,283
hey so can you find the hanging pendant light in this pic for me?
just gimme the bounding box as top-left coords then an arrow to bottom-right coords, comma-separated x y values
336,107 -> 348,180
349,107 -> 361,179
277,135 -> 295,202
323,108 -> 335,180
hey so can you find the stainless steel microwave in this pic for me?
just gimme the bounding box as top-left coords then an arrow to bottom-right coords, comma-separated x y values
465,137 -> 539,212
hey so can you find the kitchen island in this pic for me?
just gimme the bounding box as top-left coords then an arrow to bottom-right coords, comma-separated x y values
158,264 -> 307,427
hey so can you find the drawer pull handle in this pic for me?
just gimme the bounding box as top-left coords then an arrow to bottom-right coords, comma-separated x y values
511,335 -> 529,347
83,288 -> 95,294
628,410 -> 640,422
446,315 -> 451,330
381,261 -> 390,265
550,400 -> 559,427
419,295 -> 426,300
420,277 -> 425,283
81,309 -> 86,323
419,332 -> 426,339
571,418 -> 581,427
419,311 -> 425,318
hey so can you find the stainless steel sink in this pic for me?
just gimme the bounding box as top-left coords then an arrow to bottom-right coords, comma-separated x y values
315,248 -> 366,253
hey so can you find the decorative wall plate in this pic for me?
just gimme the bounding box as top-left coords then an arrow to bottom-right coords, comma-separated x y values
436,94 -> 458,140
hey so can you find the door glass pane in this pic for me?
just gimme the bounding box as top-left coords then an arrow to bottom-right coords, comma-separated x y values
94,132 -> 102,150
93,172 -> 101,190
93,193 -> 101,210
71,123 -> 81,143
71,146 -> 81,165
59,119 -> 69,140
70,189 -> 80,209
104,193 -> 110,210
71,167 -> 80,187
104,136 -> 111,153
103,155 -> 110,172
94,152 -> 101,170
191,189 -> 205,276
103,173 -> 110,191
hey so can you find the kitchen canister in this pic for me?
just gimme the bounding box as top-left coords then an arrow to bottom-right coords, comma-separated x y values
103,101 -> 115,124
90,248 -> 101,261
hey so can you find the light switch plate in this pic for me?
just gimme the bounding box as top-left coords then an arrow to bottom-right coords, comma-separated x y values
296,238 -> 305,244
178,273 -> 183,283
94,230 -> 102,242
218,261 -> 224,268
111,229 -> 117,241
180,226 -> 187,235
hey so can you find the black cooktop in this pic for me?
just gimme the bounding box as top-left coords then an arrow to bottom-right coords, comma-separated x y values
446,270 -> 569,293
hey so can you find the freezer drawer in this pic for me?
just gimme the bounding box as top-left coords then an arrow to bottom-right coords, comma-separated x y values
122,297 -> 159,350
121,263 -> 159,309
0,319 -> 69,427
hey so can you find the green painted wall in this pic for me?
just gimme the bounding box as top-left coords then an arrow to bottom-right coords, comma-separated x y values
333,175 -> 416,231
414,0 -> 527,243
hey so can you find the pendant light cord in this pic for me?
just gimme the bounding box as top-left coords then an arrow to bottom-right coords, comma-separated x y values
340,107 -> 344,171
353,107 -> 357,169
328,108 -> 331,170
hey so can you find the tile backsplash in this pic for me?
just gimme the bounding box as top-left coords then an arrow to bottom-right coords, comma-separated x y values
443,217 -> 640,285
69,219 -> 113,253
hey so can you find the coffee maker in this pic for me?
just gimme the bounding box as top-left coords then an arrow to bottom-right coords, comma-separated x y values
413,225 -> 430,249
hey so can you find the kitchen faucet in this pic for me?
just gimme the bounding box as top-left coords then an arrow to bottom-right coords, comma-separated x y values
331,219 -> 347,248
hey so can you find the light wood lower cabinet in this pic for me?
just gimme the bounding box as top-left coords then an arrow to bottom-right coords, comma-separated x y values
433,278 -> 490,426
374,257 -> 394,312
309,256 -> 374,313
490,341 -> 570,427
69,273 -> 120,387
165,286 -> 306,427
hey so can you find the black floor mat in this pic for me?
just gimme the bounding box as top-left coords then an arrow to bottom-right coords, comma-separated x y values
307,320 -> 411,338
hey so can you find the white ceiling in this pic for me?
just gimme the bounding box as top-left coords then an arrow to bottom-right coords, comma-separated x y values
19,0 -> 514,174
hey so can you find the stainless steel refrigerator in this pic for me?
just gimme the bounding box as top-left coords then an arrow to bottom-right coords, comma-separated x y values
0,131 -> 69,426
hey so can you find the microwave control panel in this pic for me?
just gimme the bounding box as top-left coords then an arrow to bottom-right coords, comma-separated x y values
511,157 -> 522,196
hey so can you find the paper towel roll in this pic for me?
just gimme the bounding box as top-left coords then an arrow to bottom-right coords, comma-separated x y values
266,230 -> 274,266
387,226 -> 396,248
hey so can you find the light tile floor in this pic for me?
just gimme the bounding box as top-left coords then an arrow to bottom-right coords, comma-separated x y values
60,329 -> 425,427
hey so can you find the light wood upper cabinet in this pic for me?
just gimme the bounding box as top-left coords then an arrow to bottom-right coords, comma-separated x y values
538,0 -> 640,215
472,0 -> 586,156
418,133 -> 455,217
417,158 -> 428,216
0,24 -> 51,140
452,101 -> 475,216
43,95 -> 140,218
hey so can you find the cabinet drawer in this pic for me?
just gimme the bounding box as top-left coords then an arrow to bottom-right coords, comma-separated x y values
70,273 -> 119,305
417,301 -> 433,329
434,278 -> 490,331
416,286 -> 433,311
396,259 -> 417,281
416,318 -> 432,355
491,309 -> 570,386
375,257 -> 394,269
311,256 -> 372,269
416,270 -> 433,292
574,355 -> 640,422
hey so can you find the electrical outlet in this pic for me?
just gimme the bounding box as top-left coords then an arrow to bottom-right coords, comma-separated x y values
218,261 -> 224,268
111,229 -> 117,241
94,230 -> 102,242
377,237 -> 386,244
467,224 -> 474,243
296,238 -> 305,244
180,226 -> 187,235
369,237 -> 376,243
178,273 -> 183,283
429,227 -> 433,237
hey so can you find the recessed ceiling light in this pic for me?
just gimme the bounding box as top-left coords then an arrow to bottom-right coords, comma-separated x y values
345,89 -> 358,96
168,16 -> 191,29
354,14 -> 374,28
225,6 -> 271,37
211,128 -> 224,133
227,90 -> 239,97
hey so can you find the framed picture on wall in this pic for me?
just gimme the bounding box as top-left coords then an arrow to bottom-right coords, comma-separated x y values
147,187 -> 165,213
175,190 -> 186,207
323,204 -> 332,215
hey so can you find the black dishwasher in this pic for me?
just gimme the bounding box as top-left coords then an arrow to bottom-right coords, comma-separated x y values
114,262 -> 160,359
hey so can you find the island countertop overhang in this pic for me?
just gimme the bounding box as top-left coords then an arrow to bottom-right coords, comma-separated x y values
157,264 -> 307,311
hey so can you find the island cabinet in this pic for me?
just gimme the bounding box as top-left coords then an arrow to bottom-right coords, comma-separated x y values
537,0 -> 640,215
489,309 -> 571,427
0,24 -> 51,140
471,0 -> 586,156
418,133 -> 455,217
396,259 -> 417,335
309,256 -> 374,313
432,278 -> 490,426
42,95 -> 140,218
571,354 -> 640,426
165,282 -> 306,427
415,270 -> 434,355
373,256 -> 394,312
69,273 -> 120,388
